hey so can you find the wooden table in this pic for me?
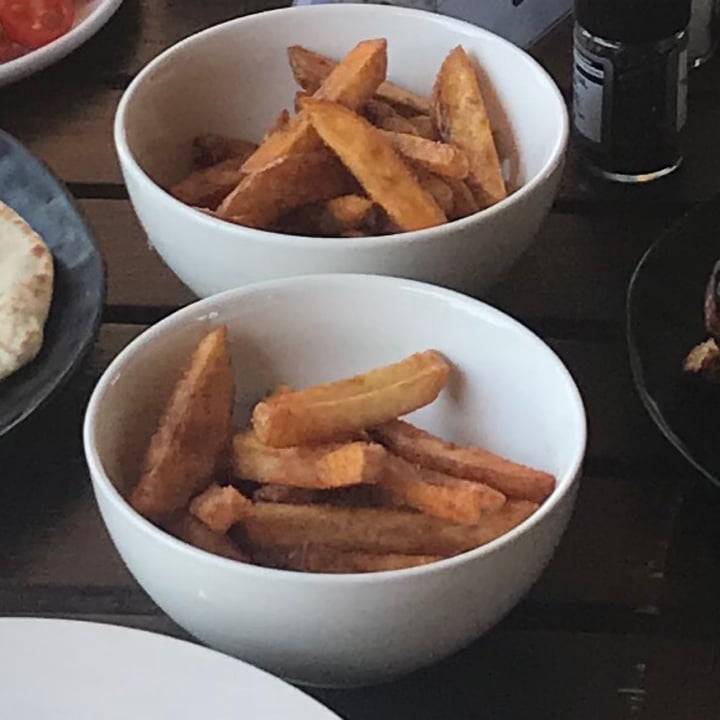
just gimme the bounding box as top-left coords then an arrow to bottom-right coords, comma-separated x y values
3,3 -> 720,717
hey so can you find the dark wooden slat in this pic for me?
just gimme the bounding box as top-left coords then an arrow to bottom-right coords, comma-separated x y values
531,475 -> 680,609
550,339 -> 675,464
662,482 -> 720,629
490,210 -> 675,327
310,630 -> 688,720
78,199 -> 196,308
0,84 -> 123,183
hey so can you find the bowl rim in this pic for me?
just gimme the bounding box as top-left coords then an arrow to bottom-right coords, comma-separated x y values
113,3 -> 569,249
84,273 -> 587,583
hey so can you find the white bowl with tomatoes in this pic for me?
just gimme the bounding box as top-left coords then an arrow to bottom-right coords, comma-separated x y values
0,0 -> 123,87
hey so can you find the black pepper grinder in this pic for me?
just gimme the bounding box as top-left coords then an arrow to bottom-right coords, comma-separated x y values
573,0 -> 692,183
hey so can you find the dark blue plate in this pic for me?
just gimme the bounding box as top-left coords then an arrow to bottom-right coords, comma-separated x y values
0,131 -> 105,438
627,194 -> 720,488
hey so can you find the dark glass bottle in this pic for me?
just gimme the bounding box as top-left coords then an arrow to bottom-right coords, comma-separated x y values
573,0 -> 691,183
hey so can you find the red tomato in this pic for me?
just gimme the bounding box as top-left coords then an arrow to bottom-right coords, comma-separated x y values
0,0 -> 75,50
0,23 -> 26,62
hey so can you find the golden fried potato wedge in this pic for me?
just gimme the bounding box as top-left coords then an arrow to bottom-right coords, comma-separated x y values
263,108 -> 292,141
217,150 -> 356,227
411,166 -> 455,216
233,431 -> 385,488
242,39 -> 388,174
374,420 -> 556,503
130,327 -> 234,522
253,545 -> 442,573
170,155 -> 249,209
252,350 -> 450,447
165,512 -> 249,562
189,484 -> 252,533
364,99 -> 420,135
192,134 -> 258,168
447,178 -> 480,219
238,500 -> 538,556
288,44 -> 430,115
252,483 -> 401,508
303,98 -> 446,232
407,115 -> 438,140
378,452 -> 506,525
281,194 -> 377,236
432,46 -> 506,207
379,130 -> 469,179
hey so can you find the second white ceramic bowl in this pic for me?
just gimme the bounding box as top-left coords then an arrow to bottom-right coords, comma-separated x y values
85,274 -> 585,687
114,4 -> 568,298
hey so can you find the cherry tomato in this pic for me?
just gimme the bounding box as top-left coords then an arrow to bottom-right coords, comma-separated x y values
0,24 -> 26,62
0,0 -> 75,50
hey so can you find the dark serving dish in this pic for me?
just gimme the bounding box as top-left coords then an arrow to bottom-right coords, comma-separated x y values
627,194 -> 720,487
0,130 -> 105,438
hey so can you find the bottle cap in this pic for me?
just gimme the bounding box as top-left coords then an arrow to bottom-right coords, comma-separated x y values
575,0 -> 691,43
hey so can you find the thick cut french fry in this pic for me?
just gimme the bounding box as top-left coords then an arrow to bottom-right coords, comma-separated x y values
377,114 -> 423,135
378,453 -> 506,525
364,99 -> 420,135
252,350 -> 450,447
253,545 -> 442,573
412,166 -> 455,216
316,441 -> 386,486
253,483 -> 402,508
238,500 -> 538,555
170,155 -> 249,209
192,134 -> 258,168
263,109 -> 291,141
217,150 -> 356,227
379,130 -> 469,179
253,484 -> 321,505
447,178 -> 480,219
130,327 -> 234,522
288,44 -> 430,115
233,431 -> 384,487
374,420 -> 556,503
189,483 -> 252,533
407,115 -> 438,140
294,91 -> 310,114
303,99 -> 447,232
242,39 -> 388,174
432,46 -> 506,207
324,195 -> 376,228
280,194 -> 377,236
287,44 -> 334,93
166,513 -> 249,562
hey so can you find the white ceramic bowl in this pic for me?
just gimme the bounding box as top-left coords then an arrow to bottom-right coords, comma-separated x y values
114,4 -> 568,298
84,274 -> 585,687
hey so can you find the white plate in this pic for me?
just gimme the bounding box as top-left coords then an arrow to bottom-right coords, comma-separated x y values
0,618 -> 344,719
0,0 -> 123,88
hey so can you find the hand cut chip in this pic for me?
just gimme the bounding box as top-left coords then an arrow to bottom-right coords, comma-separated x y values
130,326 -> 234,522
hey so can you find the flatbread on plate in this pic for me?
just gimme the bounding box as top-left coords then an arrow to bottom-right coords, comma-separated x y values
0,201 -> 54,381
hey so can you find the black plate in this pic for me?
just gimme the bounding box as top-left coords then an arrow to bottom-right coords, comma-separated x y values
0,131 -> 105,438
627,194 -> 720,487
